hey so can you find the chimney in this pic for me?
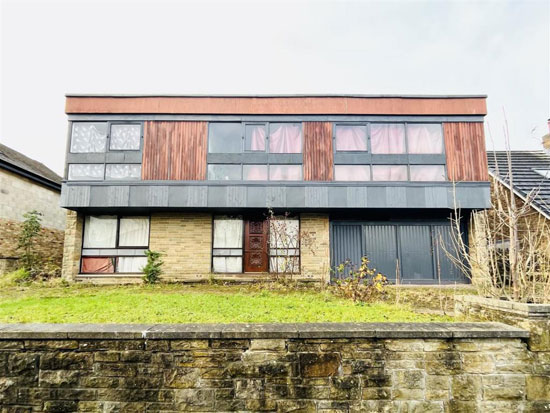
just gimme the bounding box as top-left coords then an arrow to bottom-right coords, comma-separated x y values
543,119 -> 550,153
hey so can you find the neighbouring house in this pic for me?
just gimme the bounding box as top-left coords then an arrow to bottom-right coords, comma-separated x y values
60,94 -> 490,284
0,143 -> 66,274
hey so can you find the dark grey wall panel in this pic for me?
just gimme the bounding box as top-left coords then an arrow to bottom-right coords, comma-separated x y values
399,225 -> 435,281
363,225 -> 398,280
331,224 -> 363,279
386,187 -> 407,208
286,187 -> 305,208
306,187 -> 328,207
347,187 -> 368,207
433,225 -> 465,282
168,186 -> 207,207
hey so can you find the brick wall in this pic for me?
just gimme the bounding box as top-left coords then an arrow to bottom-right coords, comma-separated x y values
61,211 -> 83,281
149,212 -> 213,280
0,323 -> 546,412
300,213 -> 330,283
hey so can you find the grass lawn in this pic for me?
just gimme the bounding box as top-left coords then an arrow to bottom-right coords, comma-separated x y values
0,282 -> 453,324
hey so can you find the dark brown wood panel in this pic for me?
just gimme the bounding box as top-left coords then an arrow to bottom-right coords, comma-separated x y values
303,122 -> 334,181
244,220 -> 268,272
142,121 -> 207,180
443,122 -> 489,181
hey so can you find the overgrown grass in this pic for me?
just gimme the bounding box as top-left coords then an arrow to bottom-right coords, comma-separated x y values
0,283 -> 453,323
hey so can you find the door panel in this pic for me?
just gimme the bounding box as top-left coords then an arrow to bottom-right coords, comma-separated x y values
364,225 -> 399,281
244,220 -> 268,272
399,225 -> 435,281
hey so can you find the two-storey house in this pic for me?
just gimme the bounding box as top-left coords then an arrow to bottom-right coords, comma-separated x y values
60,95 -> 490,284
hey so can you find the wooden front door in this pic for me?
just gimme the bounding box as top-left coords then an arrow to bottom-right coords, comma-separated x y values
244,219 -> 269,272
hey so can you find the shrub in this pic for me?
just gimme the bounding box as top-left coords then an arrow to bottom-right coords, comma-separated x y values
142,250 -> 163,284
17,210 -> 43,273
333,257 -> 388,302
0,268 -> 32,286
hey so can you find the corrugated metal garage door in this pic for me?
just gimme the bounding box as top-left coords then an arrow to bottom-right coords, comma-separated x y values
331,222 -> 466,284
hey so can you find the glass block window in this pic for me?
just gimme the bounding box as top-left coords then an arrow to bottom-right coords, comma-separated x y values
105,164 -> 141,180
407,124 -> 444,154
245,124 -> 267,151
212,217 -> 243,273
83,216 -> 118,248
372,165 -> 408,181
118,217 -> 150,247
410,165 -> 446,181
208,123 -> 242,153
269,123 -> 302,153
110,124 -> 141,150
335,125 -> 368,151
243,165 -> 268,181
70,122 -> 108,153
269,218 -> 300,273
68,164 -> 104,180
371,124 -> 406,154
269,165 -> 302,181
334,165 -> 371,181
207,164 -> 242,180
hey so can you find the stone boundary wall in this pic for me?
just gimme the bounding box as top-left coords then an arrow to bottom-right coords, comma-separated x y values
0,322 -> 548,412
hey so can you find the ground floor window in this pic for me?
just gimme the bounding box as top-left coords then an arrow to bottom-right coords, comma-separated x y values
269,218 -> 300,274
212,216 -> 243,273
80,215 -> 149,274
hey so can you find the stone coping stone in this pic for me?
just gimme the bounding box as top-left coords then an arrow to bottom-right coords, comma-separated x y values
0,322 -> 528,340
456,295 -> 550,317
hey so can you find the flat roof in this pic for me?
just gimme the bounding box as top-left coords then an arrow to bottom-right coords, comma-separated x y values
66,93 -> 487,99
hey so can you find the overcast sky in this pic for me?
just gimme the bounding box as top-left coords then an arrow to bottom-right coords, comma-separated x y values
1,0 -> 549,175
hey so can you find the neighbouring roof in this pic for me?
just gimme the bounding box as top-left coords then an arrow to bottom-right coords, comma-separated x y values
0,143 -> 61,191
487,151 -> 550,219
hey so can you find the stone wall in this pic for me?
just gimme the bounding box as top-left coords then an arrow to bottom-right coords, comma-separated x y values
0,322 -> 548,412
300,213 -> 330,283
61,211 -> 83,281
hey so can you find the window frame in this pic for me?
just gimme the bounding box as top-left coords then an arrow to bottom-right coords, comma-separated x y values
211,216 -> 244,274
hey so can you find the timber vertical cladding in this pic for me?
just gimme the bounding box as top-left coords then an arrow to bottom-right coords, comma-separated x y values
444,122 -> 489,181
142,121 -> 207,180
303,122 -> 333,181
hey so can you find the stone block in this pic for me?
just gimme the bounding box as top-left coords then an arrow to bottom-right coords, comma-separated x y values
451,375 -> 481,400
250,339 -> 286,351
526,375 -> 550,400
299,352 -> 341,377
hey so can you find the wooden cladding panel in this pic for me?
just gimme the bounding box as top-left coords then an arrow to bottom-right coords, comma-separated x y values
142,121 -> 207,180
443,122 -> 489,181
303,122 -> 333,181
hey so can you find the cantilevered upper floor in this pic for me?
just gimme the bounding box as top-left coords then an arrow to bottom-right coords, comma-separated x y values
61,94 -> 490,210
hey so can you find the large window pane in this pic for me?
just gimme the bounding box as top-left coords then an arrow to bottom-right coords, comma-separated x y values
270,256 -> 299,273
269,165 -> 302,181
208,123 -> 242,153
117,257 -> 147,273
213,218 -> 243,248
119,217 -> 149,247
372,165 -> 408,181
105,164 -> 141,180
410,165 -> 446,181
207,164 -> 241,180
243,165 -> 268,181
269,123 -> 302,153
70,122 -> 107,153
245,124 -> 266,151
83,216 -> 117,248
110,124 -> 141,150
335,125 -> 367,151
68,164 -> 104,181
81,257 -> 115,273
371,124 -> 406,154
407,124 -> 444,154
334,165 -> 371,181
213,257 -> 242,273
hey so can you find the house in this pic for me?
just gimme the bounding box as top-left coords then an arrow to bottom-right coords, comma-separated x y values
0,143 -> 66,274
60,94 -> 490,284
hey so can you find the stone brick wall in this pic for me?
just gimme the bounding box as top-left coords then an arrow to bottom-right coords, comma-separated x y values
61,211 -> 83,281
0,169 -> 65,231
300,213 -> 330,283
149,212 -> 213,281
0,323 -> 547,412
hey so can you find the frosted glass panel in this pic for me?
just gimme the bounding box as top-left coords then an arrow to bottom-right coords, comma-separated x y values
270,256 -> 299,273
335,125 -> 367,151
372,165 -> 408,181
334,165 -> 370,181
117,257 -> 147,273
269,165 -> 302,181
410,165 -> 446,181
83,216 -> 117,248
371,124 -> 406,154
243,165 -> 268,181
407,124 -> 444,154
105,164 -> 141,180
119,217 -> 149,247
71,123 -> 107,153
68,164 -> 104,180
245,125 -> 266,151
213,257 -> 242,273
110,124 -> 141,150
207,164 -> 241,180
269,123 -> 302,153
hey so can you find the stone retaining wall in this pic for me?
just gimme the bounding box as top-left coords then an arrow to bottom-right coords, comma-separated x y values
0,322 -> 548,412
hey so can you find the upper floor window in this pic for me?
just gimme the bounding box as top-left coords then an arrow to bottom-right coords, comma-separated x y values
110,124 -> 141,150
371,124 -> 406,154
70,123 -> 107,153
68,164 -> 104,181
245,124 -> 267,151
335,125 -> 367,151
269,123 -> 302,153
208,123 -> 242,153
407,124 -> 444,154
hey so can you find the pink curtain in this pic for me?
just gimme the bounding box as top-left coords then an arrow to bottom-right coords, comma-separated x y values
407,124 -> 443,154
335,126 -> 367,151
269,165 -> 302,180
243,165 -> 268,180
248,125 -> 266,151
372,165 -> 408,181
269,124 -> 302,153
371,124 -> 406,154
81,257 -> 115,273
410,165 -> 445,181
334,165 -> 370,181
